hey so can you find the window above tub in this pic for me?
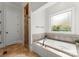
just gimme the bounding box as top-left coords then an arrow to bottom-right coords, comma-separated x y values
49,8 -> 75,34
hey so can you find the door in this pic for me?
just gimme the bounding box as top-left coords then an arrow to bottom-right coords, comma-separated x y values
24,3 -> 29,48
5,6 -> 18,46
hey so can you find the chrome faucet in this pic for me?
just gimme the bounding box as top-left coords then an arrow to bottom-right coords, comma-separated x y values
42,35 -> 47,46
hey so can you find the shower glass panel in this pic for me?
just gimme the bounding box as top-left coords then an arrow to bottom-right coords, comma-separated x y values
0,10 -> 5,56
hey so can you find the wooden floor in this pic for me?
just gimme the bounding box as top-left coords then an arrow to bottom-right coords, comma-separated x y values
0,43 -> 39,57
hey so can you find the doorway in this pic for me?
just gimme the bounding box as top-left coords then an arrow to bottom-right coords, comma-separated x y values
24,3 -> 29,48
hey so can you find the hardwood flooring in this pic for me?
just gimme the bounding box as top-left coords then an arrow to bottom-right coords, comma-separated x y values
0,43 -> 39,57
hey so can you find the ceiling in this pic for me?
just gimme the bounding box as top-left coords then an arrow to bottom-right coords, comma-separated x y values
9,2 -> 24,7
31,2 -> 47,12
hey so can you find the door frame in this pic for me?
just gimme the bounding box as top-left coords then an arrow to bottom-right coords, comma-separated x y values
24,3 -> 30,48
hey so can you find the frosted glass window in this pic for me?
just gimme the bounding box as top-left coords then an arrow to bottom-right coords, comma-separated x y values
51,11 -> 71,32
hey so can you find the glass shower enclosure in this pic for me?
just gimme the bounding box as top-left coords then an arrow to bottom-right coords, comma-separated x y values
0,9 -> 6,56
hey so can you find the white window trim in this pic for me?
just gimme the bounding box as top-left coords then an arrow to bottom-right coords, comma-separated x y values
48,8 -> 76,34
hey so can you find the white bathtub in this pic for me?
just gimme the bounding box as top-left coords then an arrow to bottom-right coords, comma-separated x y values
32,39 -> 78,57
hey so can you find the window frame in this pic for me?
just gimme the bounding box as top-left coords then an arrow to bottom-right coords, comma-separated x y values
48,8 -> 75,34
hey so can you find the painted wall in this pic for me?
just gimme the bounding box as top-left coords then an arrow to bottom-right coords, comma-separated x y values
31,2 -> 56,34
31,8 -> 46,34
30,2 -> 47,50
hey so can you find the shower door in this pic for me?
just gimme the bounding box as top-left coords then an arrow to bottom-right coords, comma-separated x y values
0,9 -> 5,56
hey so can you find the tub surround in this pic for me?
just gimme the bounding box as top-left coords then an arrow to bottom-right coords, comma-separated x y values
32,32 -> 79,57
46,33 -> 79,44
32,33 -> 45,42
32,33 -> 79,43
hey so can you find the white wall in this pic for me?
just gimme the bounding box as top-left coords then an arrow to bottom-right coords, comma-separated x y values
30,3 -> 46,50
31,9 -> 46,34
30,2 -> 56,49
31,2 -> 56,34
30,2 -> 56,51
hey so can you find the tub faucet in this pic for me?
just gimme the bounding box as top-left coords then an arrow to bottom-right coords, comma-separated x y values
43,39 -> 45,46
42,35 -> 47,46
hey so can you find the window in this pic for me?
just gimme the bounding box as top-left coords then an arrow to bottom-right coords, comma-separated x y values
50,11 -> 72,32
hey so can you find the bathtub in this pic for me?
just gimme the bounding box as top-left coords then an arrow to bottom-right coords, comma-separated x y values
32,39 -> 78,57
